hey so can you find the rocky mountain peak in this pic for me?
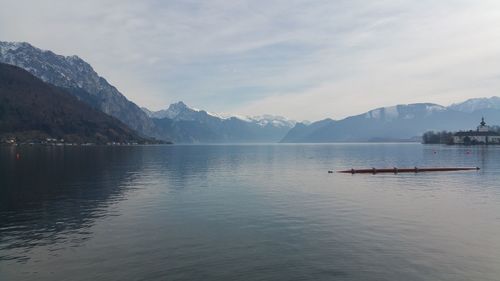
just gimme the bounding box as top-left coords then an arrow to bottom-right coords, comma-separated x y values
0,41 -> 155,136
164,101 -> 200,118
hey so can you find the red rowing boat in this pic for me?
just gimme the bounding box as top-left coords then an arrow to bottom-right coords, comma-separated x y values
333,167 -> 480,174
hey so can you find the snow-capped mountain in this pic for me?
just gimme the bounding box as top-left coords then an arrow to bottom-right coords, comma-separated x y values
448,96 -> 500,113
0,41 -> 296,143
143,103 -> 187,119
0,41 -> 154,136
0,42 -> 23,56
6,41 -> 500,144
281,102 -> 500,143
143,102 -> 297,128
363,103 -> 446,121
145,101 -> 211,121
142,102 -> 296,143
0,62 -> 150,144
247,115 -> 297,128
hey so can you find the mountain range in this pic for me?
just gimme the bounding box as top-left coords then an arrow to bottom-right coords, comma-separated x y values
142,101 -> 296,143
0,41 -> 155,136
2,40 -> 500,144
0,41 -> 296,143
281,100 -> 500,142
0,63 -> 148,144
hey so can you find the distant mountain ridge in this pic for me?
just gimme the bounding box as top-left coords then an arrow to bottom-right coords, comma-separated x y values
143,101 -> 297,127
4,41 -> 500,144
0,41 -> 155,136
0,63 -> 148,144
142,102 -> 297,143
448,96 -> 500,113
0,41 -> 296,143
281,99 -> 500,143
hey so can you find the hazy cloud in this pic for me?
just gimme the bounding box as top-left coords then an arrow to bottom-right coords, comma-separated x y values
1,0 -> 500,120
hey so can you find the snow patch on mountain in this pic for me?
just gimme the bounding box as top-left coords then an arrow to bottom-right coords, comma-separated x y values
163,101 -> 191,119
364,103 -> 446,121
365,107 -> 398,120
448,97 -> 500,113
0,41 -> 155,135
366,109 -> 380,119
0,42 -> 24,56
247,115 -> 297,128
143,102 -> 297,128
384,106 -> 399,119
426,104 -> 446,112
204,111 -> 234,120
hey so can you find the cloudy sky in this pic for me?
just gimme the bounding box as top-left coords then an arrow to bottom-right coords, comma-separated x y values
1,0 -> 500,121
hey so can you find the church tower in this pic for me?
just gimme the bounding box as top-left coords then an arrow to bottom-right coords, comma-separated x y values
477,117 -> 490,132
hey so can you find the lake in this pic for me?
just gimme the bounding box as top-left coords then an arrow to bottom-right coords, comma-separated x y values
1,144 -> 500,281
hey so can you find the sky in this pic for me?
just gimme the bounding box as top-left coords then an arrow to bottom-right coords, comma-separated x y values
1,0 -> 500,121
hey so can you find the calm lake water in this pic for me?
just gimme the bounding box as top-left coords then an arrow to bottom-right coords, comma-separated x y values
1,144 -> 500,281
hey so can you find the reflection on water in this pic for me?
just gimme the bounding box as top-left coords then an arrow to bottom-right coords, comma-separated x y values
1,144 -> 500,281
0,146 -> 146,262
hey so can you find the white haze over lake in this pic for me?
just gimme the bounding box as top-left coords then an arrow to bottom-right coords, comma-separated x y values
1,0 -> 500,120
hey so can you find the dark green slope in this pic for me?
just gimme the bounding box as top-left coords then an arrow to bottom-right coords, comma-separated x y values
0,63 -> 148,144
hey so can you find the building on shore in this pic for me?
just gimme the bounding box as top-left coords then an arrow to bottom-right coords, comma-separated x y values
453,118 -> 500,145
